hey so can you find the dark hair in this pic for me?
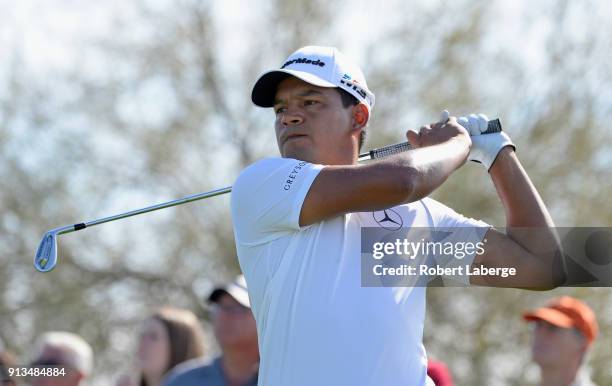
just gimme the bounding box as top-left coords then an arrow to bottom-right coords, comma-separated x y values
336,88 -> 366,150
139,307 -> 205,386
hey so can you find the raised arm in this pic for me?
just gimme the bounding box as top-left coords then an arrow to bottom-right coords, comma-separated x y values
299,117 -> 471,226
463,115 -> 565,289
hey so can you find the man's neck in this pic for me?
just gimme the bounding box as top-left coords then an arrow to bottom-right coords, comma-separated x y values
143,374 -> 162,386
221,349 -> 259,386
540,363 -> 581,386
283,141 -> 359,166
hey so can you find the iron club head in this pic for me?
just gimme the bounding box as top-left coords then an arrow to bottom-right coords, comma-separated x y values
34,231 -> 58,272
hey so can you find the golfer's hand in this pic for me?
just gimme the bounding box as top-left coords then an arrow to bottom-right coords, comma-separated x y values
459,113 -> 515,171
406,112 -> 471,151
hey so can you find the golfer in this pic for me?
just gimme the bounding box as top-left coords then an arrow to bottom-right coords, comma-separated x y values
231,45 -> 564,385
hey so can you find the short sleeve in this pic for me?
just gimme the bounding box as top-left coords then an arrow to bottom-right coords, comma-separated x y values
231,157 -> 324,246
421,198 -> 491,285
421,197 -> 490,230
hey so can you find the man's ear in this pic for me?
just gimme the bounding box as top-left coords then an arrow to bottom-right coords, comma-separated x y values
351,103 -> 369,131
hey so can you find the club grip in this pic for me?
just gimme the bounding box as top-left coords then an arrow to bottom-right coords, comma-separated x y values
483,118 -> 502,134
358,118 -> 502,161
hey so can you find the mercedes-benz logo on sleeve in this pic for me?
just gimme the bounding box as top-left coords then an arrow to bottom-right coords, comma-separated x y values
372,209 -> 403,231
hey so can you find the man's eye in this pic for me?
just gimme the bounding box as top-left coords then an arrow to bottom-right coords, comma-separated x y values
275,107 -> 286,114
305,100 -> 319,106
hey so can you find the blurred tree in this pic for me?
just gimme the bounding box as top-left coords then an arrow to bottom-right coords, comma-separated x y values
0,0 -> 610,385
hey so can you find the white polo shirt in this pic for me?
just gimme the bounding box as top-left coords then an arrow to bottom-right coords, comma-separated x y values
231,157 -> 488,386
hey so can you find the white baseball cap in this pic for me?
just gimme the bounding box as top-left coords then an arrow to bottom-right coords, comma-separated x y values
208,274 -> 250,308
251,45 -> 375,113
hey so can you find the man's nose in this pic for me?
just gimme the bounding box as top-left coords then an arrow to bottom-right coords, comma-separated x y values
281,108 -> 304,126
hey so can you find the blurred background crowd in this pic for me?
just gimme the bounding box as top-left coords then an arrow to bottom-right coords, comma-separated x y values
1,0 -> 610,385
0,277 -> 602,386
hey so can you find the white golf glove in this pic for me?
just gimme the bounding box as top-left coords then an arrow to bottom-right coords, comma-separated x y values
457,113 -> 515,171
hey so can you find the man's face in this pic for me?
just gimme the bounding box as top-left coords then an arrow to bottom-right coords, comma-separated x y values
212,293 -> 258,351
30,345 -> 83,386
531,320 -> 586,367
273,77 -> 359,165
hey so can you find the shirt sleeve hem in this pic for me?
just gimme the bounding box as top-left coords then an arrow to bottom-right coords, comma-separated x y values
289,163 -> 325,231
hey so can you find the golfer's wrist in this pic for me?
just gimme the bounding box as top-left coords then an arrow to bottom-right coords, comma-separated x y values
451,135 -> 472,166
489,146 -> 517,175
428,139 -> 470,170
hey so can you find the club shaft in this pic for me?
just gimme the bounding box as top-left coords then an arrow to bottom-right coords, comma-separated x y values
62,186 -> 232,235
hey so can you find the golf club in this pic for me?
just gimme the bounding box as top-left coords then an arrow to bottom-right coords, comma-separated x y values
34,119 -> 502,272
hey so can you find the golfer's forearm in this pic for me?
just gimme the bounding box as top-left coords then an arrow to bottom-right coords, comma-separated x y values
396,138 -> 469,201
356,140 -> 466,201
299,139 -> 468,225
489,148 -> 559,253
361,138 -> 469,204
471,148 -> 564,289
490,148 -> 553,227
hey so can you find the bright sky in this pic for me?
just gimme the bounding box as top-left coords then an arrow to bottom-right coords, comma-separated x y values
2,0 -> 604,80
3,0 -> 610,111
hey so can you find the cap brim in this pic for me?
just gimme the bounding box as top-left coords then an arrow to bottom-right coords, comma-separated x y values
251,69 -> 337,108
522,308 -> 574,328
208,286 -> 250,308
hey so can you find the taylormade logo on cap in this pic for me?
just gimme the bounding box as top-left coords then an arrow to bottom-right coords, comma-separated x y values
281,58 -> 326,68
251,45 -> 375,113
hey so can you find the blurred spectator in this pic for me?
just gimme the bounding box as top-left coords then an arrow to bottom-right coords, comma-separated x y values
30,331 -> 93,386
523,296 -> 599,386
115,374 -> 134,386
427,359 -> 454,386
1,349 -> 17,386
128,307 -> 206,386
164,275 -> 258,386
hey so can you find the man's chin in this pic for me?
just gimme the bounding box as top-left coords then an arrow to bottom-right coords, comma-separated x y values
283,152 -> 314,163
281,144 -> 314,162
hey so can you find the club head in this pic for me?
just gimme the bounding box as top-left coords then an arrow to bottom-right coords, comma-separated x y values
34,232 -> 58,272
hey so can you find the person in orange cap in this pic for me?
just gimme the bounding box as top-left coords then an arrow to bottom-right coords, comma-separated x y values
523,296 -> 599,386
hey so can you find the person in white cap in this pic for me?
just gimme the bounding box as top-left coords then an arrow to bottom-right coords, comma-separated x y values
164,275 -> 258,386
30,331 -> 93,386
232,45 -> 564,385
